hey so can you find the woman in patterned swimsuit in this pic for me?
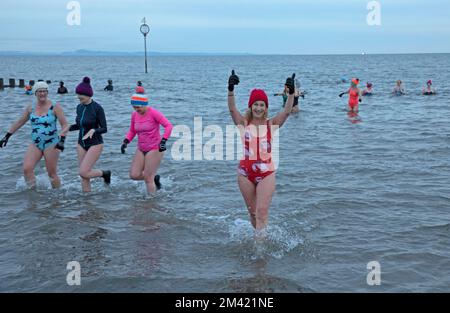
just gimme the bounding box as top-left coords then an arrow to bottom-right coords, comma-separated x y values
227,70 -> 295,233
0,82 -> 69,188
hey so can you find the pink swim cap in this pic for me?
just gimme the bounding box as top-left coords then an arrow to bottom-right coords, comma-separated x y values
135,86 -> 145,94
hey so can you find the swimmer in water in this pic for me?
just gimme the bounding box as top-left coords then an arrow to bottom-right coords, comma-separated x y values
392,80 -> 406,96
104,79 -> 113,91
362,82 -> 373,96
338,76 -> 348,84
422,80 -> 436,95
339,78 -> 362,112
274,78 -> 303,114
57,81 -> 68,94
24,85 -> 33,95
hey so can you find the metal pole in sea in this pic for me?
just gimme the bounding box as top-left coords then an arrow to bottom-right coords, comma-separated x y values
140,17 -> 150,74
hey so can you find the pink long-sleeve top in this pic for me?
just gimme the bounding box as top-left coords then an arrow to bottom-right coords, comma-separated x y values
125,108 -> 173,152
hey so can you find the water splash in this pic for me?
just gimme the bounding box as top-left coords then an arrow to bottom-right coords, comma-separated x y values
229,218 -> 304,260
15,174 -> 52,191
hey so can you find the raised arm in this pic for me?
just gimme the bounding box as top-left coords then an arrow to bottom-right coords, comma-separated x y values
227,70 -> 245,126
271,73 -> 295,128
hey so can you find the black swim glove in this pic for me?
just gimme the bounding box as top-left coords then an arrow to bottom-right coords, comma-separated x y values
121,138 -> 129,154
339,92 -> 345,98
228,70 -> 240,92
69,124 -> 78,131
159,138 -> 167,152
55,136 -> 65,152
285,73 -> 295,95
0,132 -> 12,148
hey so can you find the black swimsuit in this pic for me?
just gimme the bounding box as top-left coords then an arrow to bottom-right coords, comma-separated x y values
69,101 -> 107,151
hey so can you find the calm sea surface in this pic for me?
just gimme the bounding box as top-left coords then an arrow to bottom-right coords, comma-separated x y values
0,54 -> 449,292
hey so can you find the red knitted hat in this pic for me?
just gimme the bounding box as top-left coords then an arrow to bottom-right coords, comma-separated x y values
248,89 -> 268,108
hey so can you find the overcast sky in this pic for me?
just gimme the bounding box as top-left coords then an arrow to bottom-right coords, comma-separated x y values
1,0 -> 449,54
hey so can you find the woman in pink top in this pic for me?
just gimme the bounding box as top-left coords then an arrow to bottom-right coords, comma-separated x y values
121,86 -> 173,193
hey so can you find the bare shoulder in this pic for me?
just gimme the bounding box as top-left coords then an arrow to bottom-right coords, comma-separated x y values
53,102 -> 63,110
24,103 -> 33,113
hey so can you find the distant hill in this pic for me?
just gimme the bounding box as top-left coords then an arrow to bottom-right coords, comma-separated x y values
0,49 -> 253,56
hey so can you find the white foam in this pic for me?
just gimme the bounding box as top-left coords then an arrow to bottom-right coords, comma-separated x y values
229,218 -> 304,260
15,174 -> 52,191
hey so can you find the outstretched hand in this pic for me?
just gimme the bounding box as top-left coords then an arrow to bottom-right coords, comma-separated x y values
228,70 -> 240,92
285,73 -> 296,95
0,132 -> 12,148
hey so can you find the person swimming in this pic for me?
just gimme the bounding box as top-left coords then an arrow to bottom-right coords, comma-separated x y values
362,82 -> 373,96
393,80 -> 406,96
57,81 -> 68,94
273,78 -> 303,114
24,85 -> 33,95
422,80 -> 436,95
339,76 -> 348,84
104,79 -> 113,91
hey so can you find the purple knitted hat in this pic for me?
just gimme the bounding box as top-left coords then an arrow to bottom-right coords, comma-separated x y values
76,77 -> 94,97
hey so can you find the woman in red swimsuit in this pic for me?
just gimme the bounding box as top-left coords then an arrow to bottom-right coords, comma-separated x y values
339,78 -> 362,112
227,70 -> 295,233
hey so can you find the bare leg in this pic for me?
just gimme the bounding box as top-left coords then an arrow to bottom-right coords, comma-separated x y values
43,146 -> 61,188
129,150 -> 146,181
142,150 -> 164,194
255,173 -> 276,231
238,175 -> 257,228
77,144 -> 103,192
23,144 -> 43,188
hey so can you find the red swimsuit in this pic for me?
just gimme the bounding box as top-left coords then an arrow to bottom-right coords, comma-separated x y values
348,88 -> 359,109
238,120 -> 275,185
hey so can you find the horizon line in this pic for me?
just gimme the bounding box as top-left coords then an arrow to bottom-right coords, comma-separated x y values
0,50 -> 449,56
